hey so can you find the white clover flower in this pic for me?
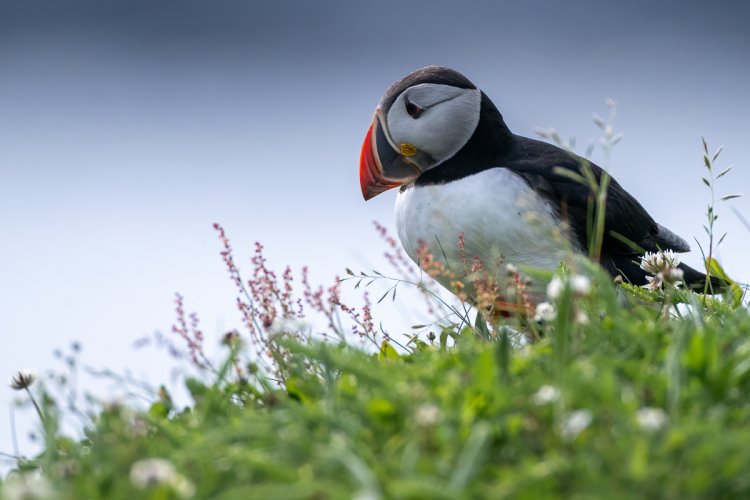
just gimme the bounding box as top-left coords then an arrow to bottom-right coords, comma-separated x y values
570,275 -> 591,297
640,250 -> 680,273
505,263 -> 518,275
640,250 -> 684,291
662,250 -> 680,267
560,409 -> 593,440
130,458 -> 177,488
636,407 -> 668,432
534,302 -> 557,322
1,472 -> 52,500
639,252 -> 658,274
640,252 -> 659,274
643,274 -> 664,291
130,458 -> 194,497
546,274 -> 591,299
532,385 -> 560,405
414,404 -> 441,426
171,475 -> 196,498
574,310 -> 589,326
9,370 -> 37,390
546,277 -> 564,300
665,267 -> 684,285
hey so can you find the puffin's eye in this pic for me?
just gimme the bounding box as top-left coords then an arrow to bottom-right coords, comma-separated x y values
404,96 -> 424,119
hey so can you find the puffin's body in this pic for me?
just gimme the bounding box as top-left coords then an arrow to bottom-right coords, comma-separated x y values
359,66 -> 717,303
395,167 -> 573,288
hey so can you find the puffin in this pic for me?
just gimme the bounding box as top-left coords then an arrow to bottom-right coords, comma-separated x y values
359,65 -> 719,307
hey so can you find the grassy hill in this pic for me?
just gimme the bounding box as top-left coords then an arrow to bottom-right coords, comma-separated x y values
3,240 -> 750,499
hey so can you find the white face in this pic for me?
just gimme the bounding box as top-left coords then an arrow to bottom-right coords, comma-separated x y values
385,83 -> 481,170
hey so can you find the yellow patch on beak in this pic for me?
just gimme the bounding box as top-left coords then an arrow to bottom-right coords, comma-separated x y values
399,143 -> 418,157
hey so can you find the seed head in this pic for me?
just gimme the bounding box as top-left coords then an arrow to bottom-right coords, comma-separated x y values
10,370 -> 37,390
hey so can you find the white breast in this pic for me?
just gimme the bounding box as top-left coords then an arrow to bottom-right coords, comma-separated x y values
395,168 -> 576,293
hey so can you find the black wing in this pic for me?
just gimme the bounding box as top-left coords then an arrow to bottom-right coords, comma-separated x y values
505,136 -> 703,286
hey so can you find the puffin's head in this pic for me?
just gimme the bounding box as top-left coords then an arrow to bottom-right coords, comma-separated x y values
359,66 -> 482,200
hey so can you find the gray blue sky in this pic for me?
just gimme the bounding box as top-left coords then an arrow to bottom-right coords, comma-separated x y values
1,0 -> 749,462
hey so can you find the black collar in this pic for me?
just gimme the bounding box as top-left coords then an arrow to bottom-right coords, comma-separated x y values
415,92 -> 513,186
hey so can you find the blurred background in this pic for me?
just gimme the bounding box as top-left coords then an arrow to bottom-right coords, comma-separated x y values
1,0 -> 748,464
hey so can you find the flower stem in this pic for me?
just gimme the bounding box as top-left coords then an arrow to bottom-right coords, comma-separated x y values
25,387 -> 45,425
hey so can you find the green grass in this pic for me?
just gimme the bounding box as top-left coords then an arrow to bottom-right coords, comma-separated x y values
3,260 -> 750,499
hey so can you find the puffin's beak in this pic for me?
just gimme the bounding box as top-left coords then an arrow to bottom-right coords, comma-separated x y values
359,110 -> 421,200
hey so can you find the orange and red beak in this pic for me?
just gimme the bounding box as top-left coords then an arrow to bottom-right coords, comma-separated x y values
359,110 -> 421,200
